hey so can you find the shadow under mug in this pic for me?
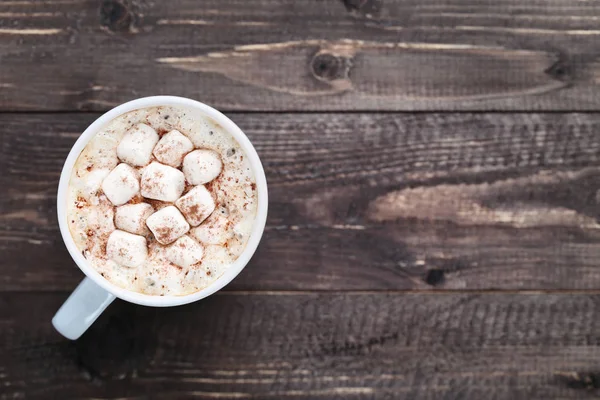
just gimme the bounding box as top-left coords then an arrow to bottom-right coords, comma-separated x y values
52,96 -> 268,340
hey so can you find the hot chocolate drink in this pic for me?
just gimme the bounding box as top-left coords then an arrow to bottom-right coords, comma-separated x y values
66,106 -> 258,296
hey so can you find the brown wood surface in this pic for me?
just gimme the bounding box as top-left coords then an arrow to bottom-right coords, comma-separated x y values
4,1 -> 600,398
3,292 -> 600,399
2,0 -> 600,111
4,113 -> 600,292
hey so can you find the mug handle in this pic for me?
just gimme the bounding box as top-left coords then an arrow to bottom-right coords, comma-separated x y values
52,277 -> 116,340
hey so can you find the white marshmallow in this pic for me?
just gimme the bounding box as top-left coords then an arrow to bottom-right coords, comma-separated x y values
117,123 -> 159,166
152,130 -> 194,168
182,149 -> 222,185
101,163 -> 140,206
190,213 -> 232,245
114,203 -> 154,235
140,162 -> 185,202
165,235 -> 204,269
106,230 -> 147,268
175,185 -> 216,226
146,205 -> 190,245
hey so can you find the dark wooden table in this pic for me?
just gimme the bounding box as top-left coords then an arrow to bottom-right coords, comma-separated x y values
3,0 -> 600,398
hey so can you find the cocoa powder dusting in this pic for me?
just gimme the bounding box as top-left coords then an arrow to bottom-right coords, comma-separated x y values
100,241 -> 107,256
187,204 -> 200,217
145,199 -> 165,210
155,226 -> 174,244
127,195 -> 144,205
205,180 -> 216,193
75,196 -> 87,209
182,180 -> 194,194
142,173 -> 163,197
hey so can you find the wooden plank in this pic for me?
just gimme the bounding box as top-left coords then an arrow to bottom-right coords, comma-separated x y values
3,292 -> 600,399
1,0 -> 600,111
3,112 -> 600,291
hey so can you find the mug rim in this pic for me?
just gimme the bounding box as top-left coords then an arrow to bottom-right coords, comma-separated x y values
57,96 -> 268,307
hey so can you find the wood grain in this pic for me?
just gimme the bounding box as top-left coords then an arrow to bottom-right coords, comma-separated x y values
1,0 -> 600,111
3,113 -> 600,291
3,292 -> 600,399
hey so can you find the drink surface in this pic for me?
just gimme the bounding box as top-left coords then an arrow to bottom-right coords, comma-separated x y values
66,106 -> 258,296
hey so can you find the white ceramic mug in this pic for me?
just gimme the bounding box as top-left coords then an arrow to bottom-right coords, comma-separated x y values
52,96 -> 268,340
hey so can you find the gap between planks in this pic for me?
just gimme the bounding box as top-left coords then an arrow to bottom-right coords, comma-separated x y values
6,289 -> 600,295
4,110 -> 600,115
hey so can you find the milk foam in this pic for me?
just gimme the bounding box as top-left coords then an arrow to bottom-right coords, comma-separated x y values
67,106 -> 258,296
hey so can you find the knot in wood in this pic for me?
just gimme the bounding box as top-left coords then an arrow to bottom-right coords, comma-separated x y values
424,269 -> 445,286
100,0 -> 136,33
342,0 -> 383,16
310,53 -> 350,82
545,58 -> 572,83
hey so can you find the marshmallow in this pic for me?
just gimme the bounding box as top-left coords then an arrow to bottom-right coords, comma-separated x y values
117,123 -> 159,166
182,149 -> 222,185
190,213 -> 232,245
106,229 -> 147,268
165,235 -> 204,269
141,162 -> 185,202
101,163 -> 140,206
115,203 -> 154,235
146,205 -> 190,245
152,130 -> 194,168
175,185 -> 216,226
